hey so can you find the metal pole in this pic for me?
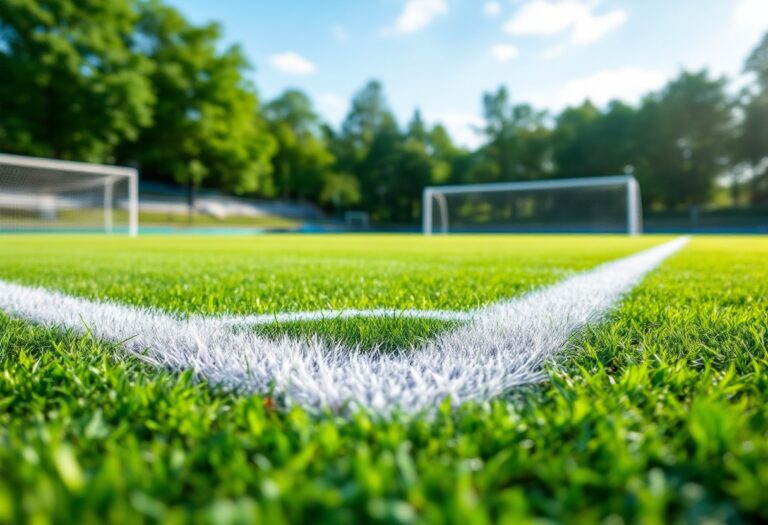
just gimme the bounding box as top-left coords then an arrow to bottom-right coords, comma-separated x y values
422,188 -> 432,235
434,192 -> 449,234
128,169 -> 139,237
104,180 -> 113,234
424,175 -> 633,195
634,178 -> 644,235
627,178 -> 642,235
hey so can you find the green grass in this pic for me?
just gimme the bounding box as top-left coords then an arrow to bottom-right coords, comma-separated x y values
0,234 -> 664,350
0,235 -> 664,313
252,317 -> 461,352
0,209 -> 300,230
135,210 -> 300,229
0,235 -> 766,523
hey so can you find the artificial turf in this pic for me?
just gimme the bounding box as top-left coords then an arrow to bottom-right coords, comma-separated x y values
0,234 -> 664,351
0,209 -> 300,230
0,235 -> 765,523
0,235 -> 664,313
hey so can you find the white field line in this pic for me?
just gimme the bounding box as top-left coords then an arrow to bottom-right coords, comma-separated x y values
218,308 -> 475,326
0,237 -> 688,415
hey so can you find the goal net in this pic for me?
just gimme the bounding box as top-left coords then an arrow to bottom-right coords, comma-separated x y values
423,176 -> 642,235
344,211 -> 370,230
0,154 -> 138,235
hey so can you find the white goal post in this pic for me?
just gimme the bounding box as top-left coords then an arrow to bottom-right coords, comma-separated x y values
0,153 -> 138,236
423,175 -> 642,235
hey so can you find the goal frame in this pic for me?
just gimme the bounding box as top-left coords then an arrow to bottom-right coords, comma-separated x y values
344,210 -> 370,230
422,175 -> 642,236
0,153 -> 139,236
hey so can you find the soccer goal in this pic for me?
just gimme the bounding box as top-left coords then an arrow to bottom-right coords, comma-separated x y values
423,175 -> 642,235
344,211 -> 370,230
0,153 -> 138,235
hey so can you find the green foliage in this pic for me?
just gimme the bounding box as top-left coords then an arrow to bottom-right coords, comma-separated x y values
0,0 -> 275,197
333,85 -> 465,222
264,90 -> 336,201
428,124 -> 462,185
738,33 -> 768,204
319,172 -> 361,208
552,100 -> 638,178
338,80 -> 394,164
2,1 -> 767,221
347,85 -> 402,217
0,0 -> 155,161
474,86 -> 553,183
745,33 -> 768,91
121,0 -> 275,196
0,236 -> 766,523
737,95 -> 768,204
634,71 -> 734,209
548,71 -> 735,211
385,111 -> 455,222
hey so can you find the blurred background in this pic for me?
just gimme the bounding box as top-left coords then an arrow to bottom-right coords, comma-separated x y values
1,0 -> 767,233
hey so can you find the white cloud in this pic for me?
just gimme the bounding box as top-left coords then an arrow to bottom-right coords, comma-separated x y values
490,44 -> 519,62
569,8 -> 625,44
424,111 -> 484,149
391,0 -> 448,34
540,43 -> 567,59
269,52 -> 317,76
505,0 -> 580,36
332,24 -> 349,42
503,0 -> 626,45
552,67 -> 666,108
483,1 -> 502,17
317,92 -> 347,125
732,0 -> 768,40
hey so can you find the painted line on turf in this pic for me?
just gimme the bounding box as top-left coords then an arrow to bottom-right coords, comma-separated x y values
218,308 -> 474,327
0,237 -> 688,415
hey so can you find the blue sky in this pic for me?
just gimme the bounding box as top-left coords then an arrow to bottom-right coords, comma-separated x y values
169,0 -> 768,147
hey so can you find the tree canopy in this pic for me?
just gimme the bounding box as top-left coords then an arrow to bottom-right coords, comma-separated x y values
264,89 -> 334,201
0,0 -> 154,161
1,0 -> 767,221
120,0 -> 275,197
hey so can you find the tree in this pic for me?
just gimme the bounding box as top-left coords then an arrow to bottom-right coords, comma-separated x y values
360,112 -> 400,218
552,101 -> 639,179
264,89 -> 335,201
0,0 -> 155,161
738,33 -> 768,204
634,71 -> 733,209
334,80 -> 402,217
319,172 -> 360,208
339,80 -> 393,163
383,110 -> 435,222
738,95 -> 768,204
428,124 -> 462,185
746,32 -> 768,90
119,0 -> 275,210
393,112 -> 469,221
476,87 -> 552,182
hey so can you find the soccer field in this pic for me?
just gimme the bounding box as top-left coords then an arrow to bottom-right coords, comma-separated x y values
1,235 -> 766,523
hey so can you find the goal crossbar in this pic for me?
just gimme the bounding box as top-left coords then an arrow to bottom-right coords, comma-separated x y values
0,153 -> 139,236
423,175 -> 642,235
0,153 -> 137,178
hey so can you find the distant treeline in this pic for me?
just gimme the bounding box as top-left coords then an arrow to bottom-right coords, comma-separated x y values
2,0 -> 768,222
